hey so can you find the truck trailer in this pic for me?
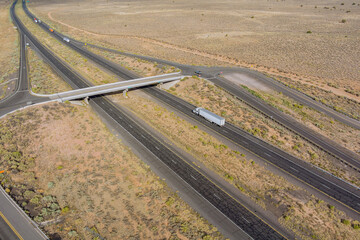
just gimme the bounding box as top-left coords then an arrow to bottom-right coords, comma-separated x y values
193,107 -> 225,126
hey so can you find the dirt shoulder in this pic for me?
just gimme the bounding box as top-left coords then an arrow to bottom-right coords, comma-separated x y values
28,0 -> 360,103
109,89 -> 360,240
28,48 -> 71,94
170,77 -> 360,186
0,102 -> 223,239
0,2 -> 19,100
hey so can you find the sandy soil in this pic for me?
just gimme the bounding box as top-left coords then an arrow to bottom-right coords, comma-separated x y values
0,102 -> 223,239
28,0 -> 360,102
28,48 -> 72,94
110,90 -> 360,240
170,77 -> 360,186
224,73 -> 274,92
0,1 -> 19,99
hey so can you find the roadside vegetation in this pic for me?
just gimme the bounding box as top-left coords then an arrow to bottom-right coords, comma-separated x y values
16,3 -> 120,86
240,84 -> 360,153
114,90 -> 360,240
169,77 -> 360,187
88,46 -> 180,77
272,75 -> 360,120
28,48 -> 71,94
0,102 -> 223,239
0,2 -> 19,100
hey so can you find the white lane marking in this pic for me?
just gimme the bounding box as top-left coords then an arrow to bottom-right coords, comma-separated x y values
171,160 -> 177,164
322,184 -> 330,189
242,217 -> 250,224
109,108 -> 113,112
155,146 -> 160,150
223,130 -> 228,133
141,135 -> 145,138
190,175 -> 197,180
240,141 -> 249,145
214,194 -> 221,200
129,125 -> 133,128
119,116 -> 122,119
264,153 -> 272,157
290,167 -> 299,172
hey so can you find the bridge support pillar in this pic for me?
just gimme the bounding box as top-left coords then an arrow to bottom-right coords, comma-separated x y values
158,82 -> 163,89
84,97 -> 89,105
123,89 -> 128,98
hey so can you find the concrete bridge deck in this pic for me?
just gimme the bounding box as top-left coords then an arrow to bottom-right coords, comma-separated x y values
48,72 -> 182,102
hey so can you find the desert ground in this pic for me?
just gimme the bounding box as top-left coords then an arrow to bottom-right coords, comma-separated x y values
1,0 -> 360,239
0,1 -> 19,99
0,102 -> 223,239
28,0 -> 360,101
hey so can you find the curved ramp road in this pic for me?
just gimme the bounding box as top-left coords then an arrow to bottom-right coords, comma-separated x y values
12,1 -> 288,239
30,4 -> 360,172
21,3 -> 360,216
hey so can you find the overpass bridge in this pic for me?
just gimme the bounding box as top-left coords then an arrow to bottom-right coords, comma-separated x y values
48,72 -> 182,102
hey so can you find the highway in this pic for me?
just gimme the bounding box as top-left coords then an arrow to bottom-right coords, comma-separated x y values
82,41 -> 360,130
11,1 -> 290,238
49,72 -> 182,101
0,2 -> 49,239
55,32 -> 360,171
58,33 -> 360,170
22,3 -> 360,217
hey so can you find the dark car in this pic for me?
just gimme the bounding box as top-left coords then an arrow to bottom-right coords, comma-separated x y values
194,70 -> 202,76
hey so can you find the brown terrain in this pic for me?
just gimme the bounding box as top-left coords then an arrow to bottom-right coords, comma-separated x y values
28,0 -> 360,103
0,102 -> 223,239
0,1 -> 19,100
110,89 -> 360,240
28,48 -> 72,94
1,0 -> 360,239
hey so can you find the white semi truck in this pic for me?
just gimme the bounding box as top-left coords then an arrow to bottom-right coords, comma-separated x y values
193,107 -> 225,126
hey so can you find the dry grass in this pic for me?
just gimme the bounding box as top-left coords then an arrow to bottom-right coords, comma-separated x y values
0,2 -> 19,99
0,102 -> 223,239
16,3 -> 120,86
28,48 -> 72,94
110,90 -> 360,240
170,77 -> 360,186
241,85 -> 360,153
29,0 -> 360,102
271,74 -> 360,121
88,46 -> 180,77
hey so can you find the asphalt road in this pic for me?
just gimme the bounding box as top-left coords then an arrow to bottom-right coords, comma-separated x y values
85,41 -> 360,130
24,8 -> 360,217
64,33 -> 360,170
0,5 -> 49,117
0,2 -> 49,239
0,187 -> 47,240
61,35 -> 360,171
13,1 -> 289,238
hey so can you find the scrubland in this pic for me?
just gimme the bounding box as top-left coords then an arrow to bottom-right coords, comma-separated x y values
28,0 -> 360,102
0,102 -> 223,239
109,90 -> 360,240
0,1 -> 19,99
169,77 -> 360,186
28,48 -> 71,94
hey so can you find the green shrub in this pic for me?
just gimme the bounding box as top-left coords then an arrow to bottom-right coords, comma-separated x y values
62,206 -> 70,213
341,219 -> 350,225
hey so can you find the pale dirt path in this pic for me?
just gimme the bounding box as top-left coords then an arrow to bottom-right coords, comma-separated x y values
47,11 -> 360,103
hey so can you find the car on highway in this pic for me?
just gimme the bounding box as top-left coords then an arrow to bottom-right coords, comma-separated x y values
194,70 -> 202,76
63,37 -> 70,43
